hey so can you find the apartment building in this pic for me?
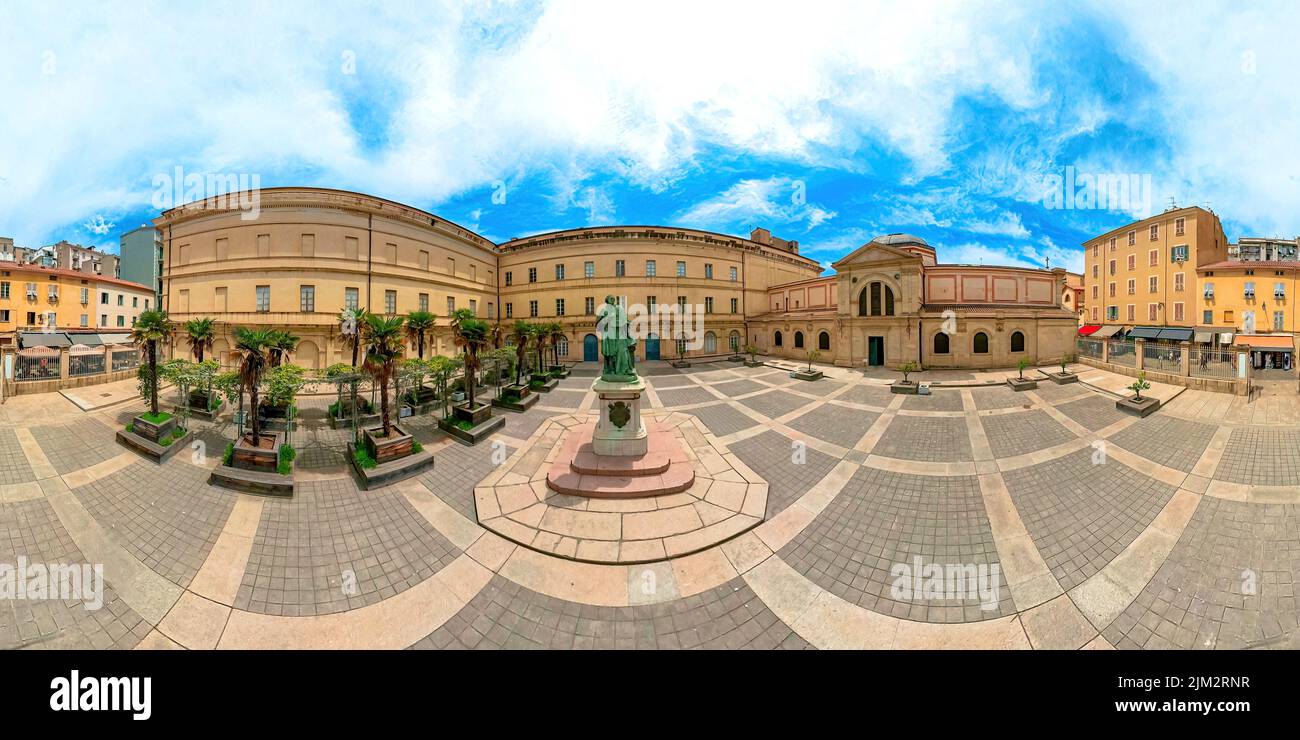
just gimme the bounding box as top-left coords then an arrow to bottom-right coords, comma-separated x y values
0,263 -> 153,348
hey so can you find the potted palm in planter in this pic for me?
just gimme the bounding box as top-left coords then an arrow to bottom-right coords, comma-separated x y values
126,310 -> 179,444
744,344 -> 764,367
439,309 -> 506,443
186,359 -> 223,419
1007,357 -> 1038,391
183,317 -> 217,410
229,328 -> 281,473
1050,352 -> 1079,384
791,349 -> 824,381
670,332 -> 691,368
359,313 -> 415,464
492,347 -> 537,411
340,306 -> 368,368
404,309 -> 436,360
546,322 -> 569,378
892,361 -> 921,394
1116,370 -> 1160,416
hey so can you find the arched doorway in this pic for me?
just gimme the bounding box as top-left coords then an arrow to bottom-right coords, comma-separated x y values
729,331 -> 740,353
583,334 -> 599,361
645,333 -> 660,360
296,340 -> 320,369
704,331 -> 717,354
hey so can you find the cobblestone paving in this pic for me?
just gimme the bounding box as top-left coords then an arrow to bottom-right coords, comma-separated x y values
499,408 -> 560,441
655,386 -> 717,406
737,389 -> 811,419
74,461 -> 234,588
1214,428 -> 1300,486
970,386 -> 1032,411
540,389 -> 586,409
729,430 -> 839,515
711,379 -> 766,397
837,384 -> 895,407
1055,395 -> 1126,431
1108,415 -> 1217,472
1003,449 -> 1177,590
981,410 -> 1076,459
872,416 -> 973,461
646,375 -> 694,389
780,467 -> 1015,622
691,403 -> 761,438
29,418 -> 122,474
787,403 -> 877,449
411,574 -> 812,649
235,478 -> 461,616
1103,498 -> 1299,650
0,498 -> 150,649
1029,380 -> 1088,402
418,438 -> 513,521
790,379 -> 847,397
0,428 -> 36,485
901,390 -> 964,412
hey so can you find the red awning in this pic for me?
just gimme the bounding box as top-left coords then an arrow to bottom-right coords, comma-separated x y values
1077,325 -> 1101,336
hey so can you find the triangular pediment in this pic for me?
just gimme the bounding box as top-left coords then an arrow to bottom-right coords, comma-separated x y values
832,241 -> 923,269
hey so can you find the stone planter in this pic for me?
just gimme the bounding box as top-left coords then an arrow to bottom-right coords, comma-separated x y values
232,432 -> 282,473
403,386 -> 439,406
348,442 -> 434,490
117,426 -> 190,464
727,355 -> 744,362
363,425 -> 415,464
1049,372 -> 1079,385
438,413 -> 505,445
131,413 -> 176,444
453,400 -> 493,426
790,369 -> 824,381
548,365 -> 570,379
1006,376 -> 1038,391
210,464 -> 294,497
670,360 -> 691,368
1116,395 -> 1160,417
891,380 -> 919,394
744,359 -> 764,368
492,390 -> 539,412
528,375 -> 559,393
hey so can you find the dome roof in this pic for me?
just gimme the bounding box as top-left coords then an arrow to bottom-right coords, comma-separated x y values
871,233 -> 931,248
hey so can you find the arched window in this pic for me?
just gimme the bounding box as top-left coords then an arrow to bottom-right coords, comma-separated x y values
933,333 -> 950,354
729,331 -> 740,351
557,336 -> 570,357
860,282 -> 896,317
884,285 -> 894,316
858,286 -> 870,316
704,331 -> 717,353
1010,331 -> 1025,353
973,332 -> 989,354
774,330 -> 783,347
817,331 -> 830,351
794,331 -> 805,349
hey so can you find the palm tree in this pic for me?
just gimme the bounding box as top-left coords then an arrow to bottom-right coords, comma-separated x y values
184,317 -> 216,362
405,310 -> 436,359
341,307 -> 369,368
267,329 -> 299,368
362,313 -> 406,437
533,323 -> 550,376
547,322 -> 566,369
452,308 -> 490,407
509,320 -> 532,386
234,328 -> 275,445
130,310 -> 173,416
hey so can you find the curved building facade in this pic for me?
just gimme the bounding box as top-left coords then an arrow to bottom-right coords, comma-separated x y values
154,188 -> 1074,370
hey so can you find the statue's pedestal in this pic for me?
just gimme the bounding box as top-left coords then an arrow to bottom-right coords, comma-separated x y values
591,377 -> 648,456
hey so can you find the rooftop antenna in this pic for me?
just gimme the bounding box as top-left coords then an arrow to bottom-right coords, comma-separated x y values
1167,197 -> 1178,211
1044,257 -> 1050,269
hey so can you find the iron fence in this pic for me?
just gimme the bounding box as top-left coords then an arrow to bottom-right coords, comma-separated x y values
1107,339 -> 1136,367
14,354 -> 61,381
1142,343 -> 1181,373
1189,347 -> 1238,379
69,352 -> 106,377
1076,337 -> 1103,359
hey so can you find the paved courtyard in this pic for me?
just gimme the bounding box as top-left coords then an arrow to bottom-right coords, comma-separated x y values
1,359 -> 1297,650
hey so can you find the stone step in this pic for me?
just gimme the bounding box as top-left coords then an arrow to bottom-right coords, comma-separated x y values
569,449 -> 671,477
547,460 -> 696,499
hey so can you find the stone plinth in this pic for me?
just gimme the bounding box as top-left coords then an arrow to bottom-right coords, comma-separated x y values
545,422 -> 695,499
591,377 -> 648,456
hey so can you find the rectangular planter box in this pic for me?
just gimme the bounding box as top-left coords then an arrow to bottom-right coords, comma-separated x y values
1116,396 -> 1161,417
453,400 -> 493,426
727,355 -> 744,362
438,414 -> 505,446
891,381 -> 919,394
1049,372 -> 1079,385
492,392 -> 540,413
744,360 -> 765,368
132,414 -> 176,444
403,387 -> 439,405
188,400 -> 222,421
233,432 -> 282,473
529,377 -> 560,393
348,442 -> 435,490
258,402 -> 296,431
363,425 -> 415,464
548,365 -> 570,379
670,360 -> 692,368
790,370 -> 824,381
330,411 -> 382,430
116,427 -> 190,464
1006,377 -> 1038,391
209,464 -> 294,497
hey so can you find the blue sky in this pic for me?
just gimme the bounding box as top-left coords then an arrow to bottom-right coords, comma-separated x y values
3,0 -> 1299,276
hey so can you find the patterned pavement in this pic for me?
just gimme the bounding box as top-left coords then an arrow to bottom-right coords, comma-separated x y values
1,358 -> 1297,650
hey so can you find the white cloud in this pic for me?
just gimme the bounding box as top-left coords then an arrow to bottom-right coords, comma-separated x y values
675,177 -> 835,233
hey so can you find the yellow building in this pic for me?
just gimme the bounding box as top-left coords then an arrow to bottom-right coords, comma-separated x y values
0,263 -> 154,348
1196,260 -> 1298,375
1082,206 -> 1228,327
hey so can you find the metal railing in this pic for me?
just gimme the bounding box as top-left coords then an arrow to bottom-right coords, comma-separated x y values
111,350 -> 141,372
1076,337 -> 1103,359
14,355 -> 61,382
1142,343 -> 1181,373
1189,348 -> 1238,379
1107,339 -> 1136,367
69,353 -> 106,377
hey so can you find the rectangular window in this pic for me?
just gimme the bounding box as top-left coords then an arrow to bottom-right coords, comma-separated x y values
1127,231 -> 1136,246
1108,282 -> 1116,298
1108,260 -> 1116,276
0,282 -> 8,299
704,297 -> 713,313
447,257 -> 455,275
1127,255 -> 1135,270
555,299 -> 565,316
676,261 -> 686,277
1244,281 -> 1256,298
1171,245 -> 1189,262
469,299 -> 477,315
1150,224 -> 1159,241
1092,285 -> 1098,299
1127,304 -> 1135,321
0,310 -> 10,322
256,285 -> 270,312
1203,282 -> 1214,298
647,296 -> 656,312
505,271 -> 513,286
1093,245 -> 1099,258
1174,273 -> 1185,291
1275,282 -> 1286,299
344,236 -> 359,260
418,250 -> 429,270
116,315 -> 124,327
1110,237 -> 1117,251
1224,310 -> 1234,323
446,296 -> 455,314
419,293 -> 429,312
300,285 -> 315,312
487,302 -> 494,318
584,261 -> 594,278
117,294 -> 123,306
585,297 -> 595,315
345,287 -> 359,310
1149,249 -> 1158,267
730,297 -> 738,313
1092,307 -> 1099,321
99,313 -> 106,326
1127,279 -> 1135,295
529,300 -> 538,318
79,314 -> 87,327
646,260 -> 656,277
1175,217 -> 1185,236
505,303 -> 513,318
1203,310 -> 1212,325
1149,276 -> 1158,293
132,296 -> 138,308
528,268 -> 537,283
555,264 -> 565,281
1092,264 -> 1098,279
615,260 -> 626,277
1148,304 -> 1158,321
385,290 -> 397,314
704,263 -> 713,279
730,266 -> 738,281
1107,306 -> 1118,321
1174,302 -> 1184,322
79,287 -> 87,303
100,291 -> 108,304
1275,311 -> 1285,331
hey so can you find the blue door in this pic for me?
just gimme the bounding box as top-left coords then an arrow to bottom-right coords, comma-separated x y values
583,334 -> 599,362
645,334 -> 660,360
